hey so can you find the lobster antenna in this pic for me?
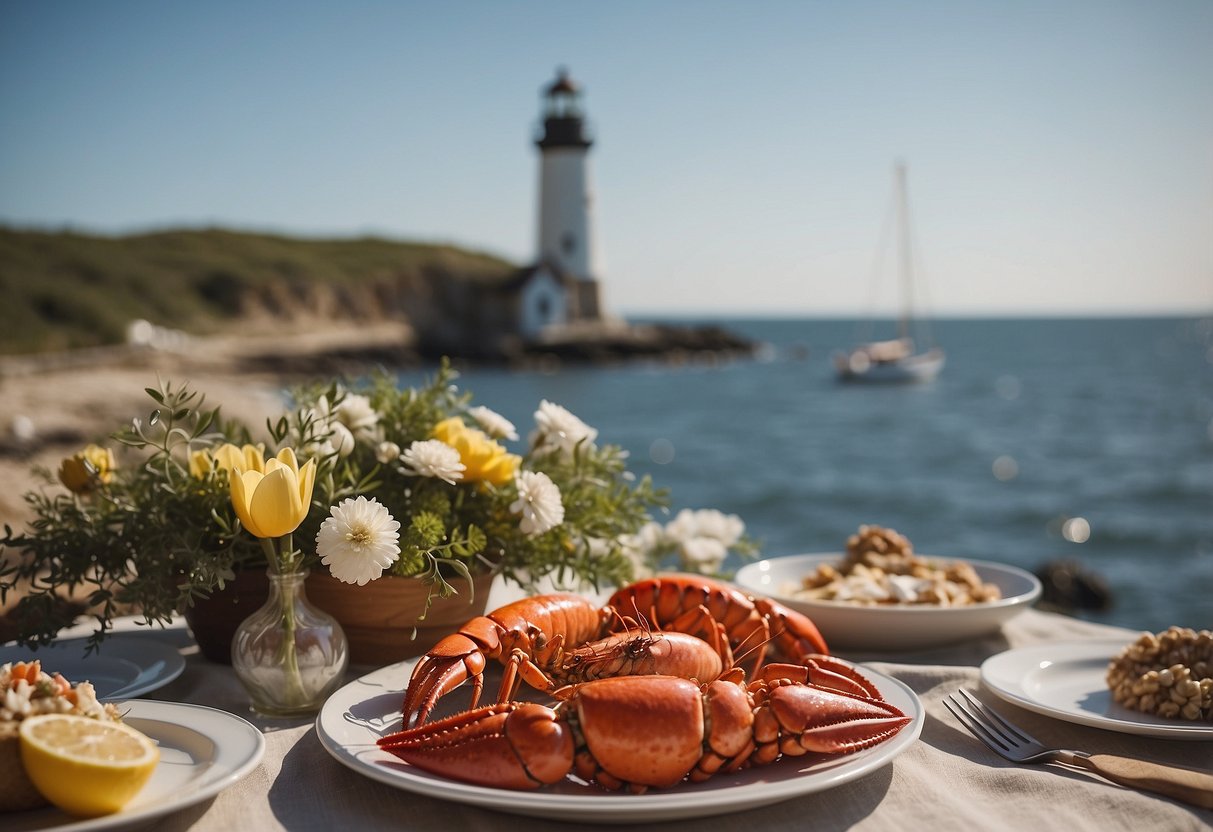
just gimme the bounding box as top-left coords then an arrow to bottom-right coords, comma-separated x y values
732,626 -> 778,670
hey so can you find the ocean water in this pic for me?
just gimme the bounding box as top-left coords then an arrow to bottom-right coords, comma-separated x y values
394,317 -> 1212,633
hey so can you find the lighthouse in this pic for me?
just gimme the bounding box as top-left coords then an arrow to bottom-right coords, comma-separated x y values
535,67 -> 602,321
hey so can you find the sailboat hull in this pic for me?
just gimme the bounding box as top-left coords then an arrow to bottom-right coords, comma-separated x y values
834,347 -> 946,384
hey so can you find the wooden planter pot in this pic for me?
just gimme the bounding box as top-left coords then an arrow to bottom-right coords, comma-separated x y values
183,568 -> 495,666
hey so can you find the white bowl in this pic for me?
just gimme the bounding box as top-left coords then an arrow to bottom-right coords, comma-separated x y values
733,553 -> 1042,652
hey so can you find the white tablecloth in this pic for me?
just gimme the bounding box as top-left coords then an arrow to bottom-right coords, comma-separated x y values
18,583 -> 1213,831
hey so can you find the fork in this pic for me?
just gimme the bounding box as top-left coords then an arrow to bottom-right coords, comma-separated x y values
944,689 -> 1213,810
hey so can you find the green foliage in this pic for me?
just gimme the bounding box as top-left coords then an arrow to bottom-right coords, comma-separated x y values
0,227 -> 515,354
0,381 -> 265,650
292,360 -> 672,608
0,360 -> 755,650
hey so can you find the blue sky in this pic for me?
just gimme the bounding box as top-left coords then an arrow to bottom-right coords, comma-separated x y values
2,1 -> 1210,316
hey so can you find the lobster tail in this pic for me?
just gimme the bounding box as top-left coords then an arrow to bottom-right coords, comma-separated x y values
379,702 -> 574,790
752,597 -> 830,658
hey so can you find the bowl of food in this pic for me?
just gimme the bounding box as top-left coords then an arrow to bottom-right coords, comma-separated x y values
734,525 -> 1042,652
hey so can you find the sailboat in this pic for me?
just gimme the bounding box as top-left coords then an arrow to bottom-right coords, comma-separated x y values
834,161 -> 945,384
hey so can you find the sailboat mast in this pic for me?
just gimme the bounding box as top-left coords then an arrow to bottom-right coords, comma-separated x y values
895,160 -> 912,342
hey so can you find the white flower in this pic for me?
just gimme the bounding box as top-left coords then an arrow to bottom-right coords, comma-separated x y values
679,537 -> 729,574
400,439 -> 464,484
663,509 -> 744,574
375,441 -> 401,464
664,508 -> 744,547
468,405 -> 518,441
304,395 -> 355,458
617,521 -> 666,578
301,393 -> 379,459
317,496 -> 401,585
333,393 -> 380,442
510,470 -> 564,536
530,400 -> 598,457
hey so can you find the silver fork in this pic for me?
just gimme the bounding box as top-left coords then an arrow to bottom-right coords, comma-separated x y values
944,689 -> 1213,810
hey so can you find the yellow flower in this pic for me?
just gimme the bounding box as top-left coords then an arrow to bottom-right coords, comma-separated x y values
432,417 -> 520,486
228,448 -> 316,539
58,445 -> 116,493
188,449 -> 213,479
190,443 -> 265,480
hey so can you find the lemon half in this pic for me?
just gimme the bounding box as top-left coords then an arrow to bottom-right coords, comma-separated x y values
18,714 -> 159,818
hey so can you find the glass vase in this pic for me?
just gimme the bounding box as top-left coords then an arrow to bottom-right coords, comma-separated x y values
231,567 -> 349,716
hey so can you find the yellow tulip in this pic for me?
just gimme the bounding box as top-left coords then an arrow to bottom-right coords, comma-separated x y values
58,445 -> 116,493
228,448 -> 316,539
190,443 -> 264,480
212,443 -> 266,474
432,417 -> 520,486
188,449 -> 214,479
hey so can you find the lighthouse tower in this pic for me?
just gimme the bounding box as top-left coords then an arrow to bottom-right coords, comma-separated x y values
535,68 -> 602,321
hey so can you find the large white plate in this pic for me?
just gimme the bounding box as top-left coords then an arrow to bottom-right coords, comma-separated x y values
5,699 -> 265,832
981,639 -> 1213,741
0,636 -> 185,700
316,659 -> 924,823
734,553 -> 1041,651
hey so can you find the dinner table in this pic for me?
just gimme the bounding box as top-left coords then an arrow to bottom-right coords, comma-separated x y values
7,578 -> 1212,832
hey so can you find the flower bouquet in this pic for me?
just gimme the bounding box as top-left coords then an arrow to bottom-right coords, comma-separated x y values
0,361 -> 756,660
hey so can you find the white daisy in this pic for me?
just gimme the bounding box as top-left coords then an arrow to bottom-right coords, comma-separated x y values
316,496 -> 401,585
375,440 -> 402,465
509,470 -> 564,536
530,400 -> 598,457
400,439 -> 465,484
467,405 -> 519,441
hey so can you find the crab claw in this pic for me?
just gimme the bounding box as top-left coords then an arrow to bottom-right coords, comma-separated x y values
379,702 -> 574,790
754,682 -> 910,759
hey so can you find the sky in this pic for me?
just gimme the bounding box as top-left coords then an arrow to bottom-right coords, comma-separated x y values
1,1 -> 1211,317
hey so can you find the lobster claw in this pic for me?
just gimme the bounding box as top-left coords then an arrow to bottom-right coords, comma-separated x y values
379,702 -> 574,790
402,626 -> 496,726
754,681 -> 911,760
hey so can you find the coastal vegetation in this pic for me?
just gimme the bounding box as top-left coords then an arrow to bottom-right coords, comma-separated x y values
0,226 -> 514,354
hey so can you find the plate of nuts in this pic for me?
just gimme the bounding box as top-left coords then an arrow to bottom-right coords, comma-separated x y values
734,525 -> 1041,651
980,629 -> 1213,739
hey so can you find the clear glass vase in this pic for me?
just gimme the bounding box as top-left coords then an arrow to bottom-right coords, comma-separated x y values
231,567 -> 349,716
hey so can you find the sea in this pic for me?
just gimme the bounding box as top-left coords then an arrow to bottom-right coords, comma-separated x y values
393,317 -> 1212,634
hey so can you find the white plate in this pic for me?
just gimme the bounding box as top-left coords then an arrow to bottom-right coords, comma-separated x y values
4,699 -> 266,832
0,636 -> 186,700
981,639 -> 1213,741
315,659 -> 924,823
734,553 -> 1042,651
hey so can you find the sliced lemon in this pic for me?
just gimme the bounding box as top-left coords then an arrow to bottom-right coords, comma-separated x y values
18,714 -> 160,818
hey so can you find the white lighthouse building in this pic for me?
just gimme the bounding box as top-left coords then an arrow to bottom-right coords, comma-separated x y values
531,68 -> 602,325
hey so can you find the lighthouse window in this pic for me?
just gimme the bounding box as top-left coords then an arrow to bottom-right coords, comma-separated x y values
560,232 -> 576,256
538,296 -> 551,321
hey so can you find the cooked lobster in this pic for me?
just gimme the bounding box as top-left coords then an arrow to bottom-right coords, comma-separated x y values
378,672 -> 910,793
607,575 -> 829,669
403,575 -> 831,726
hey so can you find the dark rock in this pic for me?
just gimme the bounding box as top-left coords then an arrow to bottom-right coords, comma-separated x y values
1034,559 -> 1114,614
